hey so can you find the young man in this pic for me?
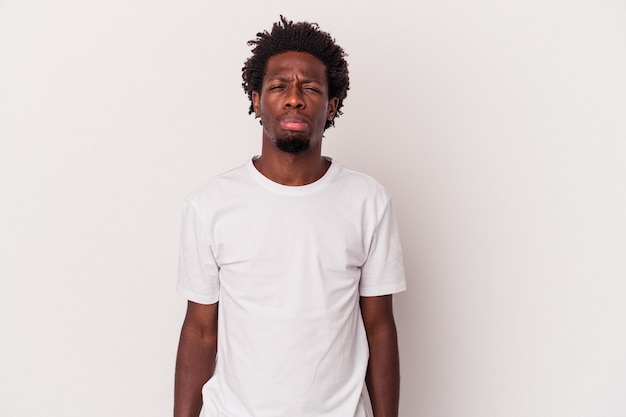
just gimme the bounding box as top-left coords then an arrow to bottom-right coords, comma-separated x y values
174,17 -> 406,417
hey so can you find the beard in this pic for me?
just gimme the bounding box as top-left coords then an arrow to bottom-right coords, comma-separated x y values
274,137 -> 310,153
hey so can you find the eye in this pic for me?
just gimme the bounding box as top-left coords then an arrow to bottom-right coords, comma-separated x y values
268,84 -> 285,91
304,86 -> 321,93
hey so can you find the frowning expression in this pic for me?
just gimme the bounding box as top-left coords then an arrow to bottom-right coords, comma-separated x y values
252,51 -> 338,153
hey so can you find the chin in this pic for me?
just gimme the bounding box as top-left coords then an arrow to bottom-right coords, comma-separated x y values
274,137 -> 310,153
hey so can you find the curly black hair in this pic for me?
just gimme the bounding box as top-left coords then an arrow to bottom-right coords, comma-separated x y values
242,16 -> 350,130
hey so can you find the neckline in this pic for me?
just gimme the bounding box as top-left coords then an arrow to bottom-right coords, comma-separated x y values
247,156 -> 338,195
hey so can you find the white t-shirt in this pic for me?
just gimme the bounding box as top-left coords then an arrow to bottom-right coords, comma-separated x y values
177,157 -> 406,417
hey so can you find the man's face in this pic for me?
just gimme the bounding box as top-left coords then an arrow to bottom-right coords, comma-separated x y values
252,51 -> 338,154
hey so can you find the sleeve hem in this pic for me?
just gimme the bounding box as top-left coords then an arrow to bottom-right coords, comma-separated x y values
176,286 -> 219,305
360,282 -> 407,297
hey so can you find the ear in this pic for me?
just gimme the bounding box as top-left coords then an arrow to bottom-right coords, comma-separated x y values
327,97 -> 339,121
252,91 -> 261,117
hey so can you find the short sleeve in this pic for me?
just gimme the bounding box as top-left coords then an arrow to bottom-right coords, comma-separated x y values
176,198 -> 220,304
359,196 -> 407,296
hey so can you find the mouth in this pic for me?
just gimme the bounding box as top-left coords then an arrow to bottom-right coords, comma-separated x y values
279,117 -> 308,132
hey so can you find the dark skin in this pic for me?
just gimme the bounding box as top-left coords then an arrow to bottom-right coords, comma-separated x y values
251,51 -> 338,186
361,295 -> 401,417
174,51 -> 400,417
174,301 -> 217,417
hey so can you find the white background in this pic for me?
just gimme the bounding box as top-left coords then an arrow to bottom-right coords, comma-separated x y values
1,1 -> 625,416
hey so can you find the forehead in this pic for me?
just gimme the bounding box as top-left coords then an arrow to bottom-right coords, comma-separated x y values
264,51 -> 327,82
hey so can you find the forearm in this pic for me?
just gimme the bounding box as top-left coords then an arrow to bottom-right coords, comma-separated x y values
174,324 -> 217,417
365,322 -> 400,417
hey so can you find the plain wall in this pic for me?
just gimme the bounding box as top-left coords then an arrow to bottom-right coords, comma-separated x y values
1,1 -> 625,416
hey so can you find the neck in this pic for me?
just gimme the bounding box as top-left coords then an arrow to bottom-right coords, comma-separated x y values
254,140 -> 330,186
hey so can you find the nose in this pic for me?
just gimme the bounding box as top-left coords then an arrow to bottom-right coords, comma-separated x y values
284,86 -> 305,109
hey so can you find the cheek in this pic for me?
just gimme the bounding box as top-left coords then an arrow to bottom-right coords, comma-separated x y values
257,97 -> 275,116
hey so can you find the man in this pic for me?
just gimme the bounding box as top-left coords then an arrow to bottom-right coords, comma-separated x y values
174,16 -> 406,417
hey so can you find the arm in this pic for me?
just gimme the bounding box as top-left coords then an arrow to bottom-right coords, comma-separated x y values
174,301 -> 218,417
361,294 -> 400,417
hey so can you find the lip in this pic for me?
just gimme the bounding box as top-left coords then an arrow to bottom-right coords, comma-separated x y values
279,117 -> 308,132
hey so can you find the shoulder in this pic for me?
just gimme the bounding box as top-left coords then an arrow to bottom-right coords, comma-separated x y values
332,161 -> 391,203
183,160 -> 253,207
